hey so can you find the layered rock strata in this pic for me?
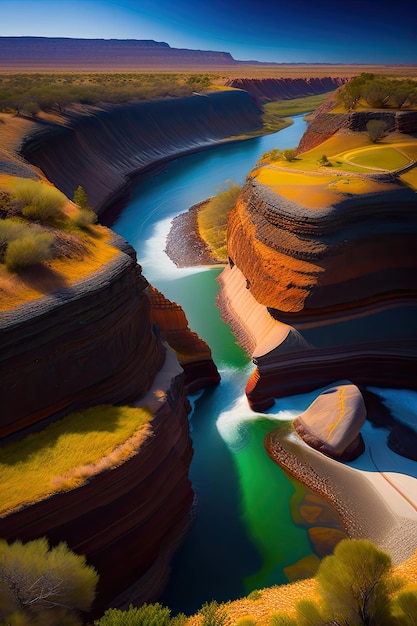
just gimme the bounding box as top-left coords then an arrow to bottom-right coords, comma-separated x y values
218,171 -> 417,411
297,109 -> 417,154
146,284 -> 221,393
225,77 -> 349,102
0,238 -> 162,437
0,229 -> 219,608
21,90 -> 263,216
0,350 -> 195,614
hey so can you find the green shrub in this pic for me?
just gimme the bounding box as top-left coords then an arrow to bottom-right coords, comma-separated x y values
247,590 -> 262,601
22,101 -> 40,117
282,148 -> 297,162
4,231 -> 55,271
70,208 -> 97,230
94,603 -> 172,626
0,218 -> 28,243
0,189 -> 12,215
13,179 -> 66,223
0,538 -> 98,624
200,600 -> 228,626
366,119 -> 387,143
171,614 -> 188,626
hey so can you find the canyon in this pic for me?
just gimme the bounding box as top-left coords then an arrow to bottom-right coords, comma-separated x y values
2,77 -> 416,615
218,107 -> 417,458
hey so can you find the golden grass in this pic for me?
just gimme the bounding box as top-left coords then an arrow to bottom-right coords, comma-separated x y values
0,405 -> 152,516
184,550 -> 417,625
0,175 -> 120,311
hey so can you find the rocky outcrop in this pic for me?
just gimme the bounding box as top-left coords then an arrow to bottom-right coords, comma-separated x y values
0,354 -> 194,614
0,237 -> 164,437
21,90 -> 263,216
297,109 -> 417,154
146,284 -> 221,393
225,77 -> 349,102
0,230 -> 220,608
219,164 -> 417,410
292,382 -> 366,461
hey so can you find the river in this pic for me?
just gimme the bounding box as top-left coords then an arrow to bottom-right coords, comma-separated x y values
112,116 -> 335,613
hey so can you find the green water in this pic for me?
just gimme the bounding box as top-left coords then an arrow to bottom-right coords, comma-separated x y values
113,116 -> 319,613
233,419 -> 312,591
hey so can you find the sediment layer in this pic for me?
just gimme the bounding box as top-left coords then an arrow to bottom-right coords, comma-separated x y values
219,153 -> 417,411
0,354 -> 194,614
21,90 -> 263,215
225,77 -> 349,101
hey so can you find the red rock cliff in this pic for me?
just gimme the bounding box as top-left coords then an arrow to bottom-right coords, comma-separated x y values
219,165 -> 417,410
0,231 -> 219,609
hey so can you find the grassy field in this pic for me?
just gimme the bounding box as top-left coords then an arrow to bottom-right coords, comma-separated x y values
0,405 -> 152,515
263,91 -> 333,118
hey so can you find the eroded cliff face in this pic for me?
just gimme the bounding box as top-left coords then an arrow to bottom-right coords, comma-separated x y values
0,230 -> 219,608
297,109 -> 417,154
225,77 -> 349,101
220,155 -> 417,411
21,90 -> 263,216
0,352 -> 194,613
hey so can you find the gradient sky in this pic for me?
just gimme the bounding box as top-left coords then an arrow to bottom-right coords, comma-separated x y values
1,0 -> 416,64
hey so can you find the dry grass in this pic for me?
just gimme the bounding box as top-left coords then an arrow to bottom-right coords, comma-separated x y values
0,175 -> 119,310
0,405 -> 152,516
184,551 -> 417,625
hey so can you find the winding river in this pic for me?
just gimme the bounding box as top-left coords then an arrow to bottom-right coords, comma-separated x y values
112,116 -> 330,613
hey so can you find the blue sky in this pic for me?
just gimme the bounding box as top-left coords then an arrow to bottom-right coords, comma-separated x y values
1,0 -> 416,64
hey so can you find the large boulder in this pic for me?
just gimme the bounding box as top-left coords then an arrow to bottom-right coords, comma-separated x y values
293,382 -> 366,461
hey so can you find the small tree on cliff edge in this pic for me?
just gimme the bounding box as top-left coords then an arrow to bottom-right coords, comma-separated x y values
0,537 -> 99,625
73,185 -> 91,211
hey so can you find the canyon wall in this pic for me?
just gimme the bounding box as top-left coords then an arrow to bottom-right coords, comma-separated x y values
297,109 -> 417,154
22,90 -> 263,216
225,77 -> 349,101
0,357 -> 194,614
0,232 -> 219,608
220,160 -> 417,411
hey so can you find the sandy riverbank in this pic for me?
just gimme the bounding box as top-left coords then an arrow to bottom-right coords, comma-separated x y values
164,200 -> 225,268
266,417 -> 417,565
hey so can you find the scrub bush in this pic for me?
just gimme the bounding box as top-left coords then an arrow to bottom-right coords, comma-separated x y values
200,600 -> 228,626
94,603 -> 172,626
4,231 -> 55,271
0,538 -> 98,625
13,179 -> 66,223
70,208 -> 97,229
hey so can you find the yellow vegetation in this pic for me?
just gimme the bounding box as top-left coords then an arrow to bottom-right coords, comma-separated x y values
0,175 -> 120,310
0,405 -> 152,516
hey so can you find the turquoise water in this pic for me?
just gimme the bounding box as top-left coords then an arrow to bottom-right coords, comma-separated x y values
113,117 -> 319,612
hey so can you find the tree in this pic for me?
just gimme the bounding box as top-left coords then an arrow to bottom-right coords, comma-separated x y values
316,539 -> 403,625
390,587 -> 417,625
366,119 -> 387,143
0,538 -> 99,625
282,149 -> 297,162
73,185 -> 91,211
